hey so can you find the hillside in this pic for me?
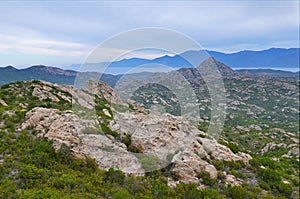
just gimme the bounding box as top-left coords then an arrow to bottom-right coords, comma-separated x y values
236,69 -> 299,77
0,78 -> 299,198
0,65 -> 121,87
120,58 -> 299,136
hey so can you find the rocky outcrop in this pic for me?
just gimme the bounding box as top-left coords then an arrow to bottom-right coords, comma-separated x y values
236,125 -> 250,132
261,142 -> 300,157
248,124 -> 262,131
260,142 -> 287,155
171,150 -> 217,183
32,86 -> 60,102
110,107 -> 251,183
110,110 -> 200,160
60,84 -> 94,109
282,147 -> 299,158
225,174 -> 243,186
30,80 -> 94,109
200,138 -> 251,162
83,79 -> 125,106
21,107 -> 144,175
20,80 -> 252,185
78,134 -> 144,174
21,107 -> 96,149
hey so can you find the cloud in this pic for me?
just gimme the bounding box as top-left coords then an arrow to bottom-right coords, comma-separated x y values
0,1 -> 298,66
24,39 -> 86,49
0,33 -> 90,56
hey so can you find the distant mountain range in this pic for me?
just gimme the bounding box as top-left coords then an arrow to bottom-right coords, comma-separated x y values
66,48 -> 299,73
0,56 -> 298,87
208,48 -> 299,69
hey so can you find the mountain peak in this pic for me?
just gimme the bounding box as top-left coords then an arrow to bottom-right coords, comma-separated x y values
203,56 -> 217,62
198,57 -> 238,76
3,65 -> 17,70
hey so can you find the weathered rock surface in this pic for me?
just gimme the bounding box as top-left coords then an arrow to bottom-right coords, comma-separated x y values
32,86 -> 60,102
21,107 -> 92,149
29,80 -> 94,109
171,150 -> 217,183
200,138 -> 251,162
21,107 -> 144,174
61,85 -> 94,109
78,134 -> 144,174
110,106 -> 251,183
83,79 -> 125,106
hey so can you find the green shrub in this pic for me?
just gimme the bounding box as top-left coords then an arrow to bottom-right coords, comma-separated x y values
218,140 -> 241,153
198,122 -> 209,133
128,103 -> 134,110
105,168 -> 125,184
276,182 -> 293,198
113,189 -> 132,199
4,117 -> 15,132
121,134 -> 139,153
100,123 -> 120,138
212,160 -> 245,171
121,134 -> 131,147
197,171 -> 217,187
174,183 -> 201,199
249,157 -> 279,169
229,186 -> 247,199
0,180 -> 17,199
1,84 -> 10,89
200,188 -> 224,199
258,168 -> 281,183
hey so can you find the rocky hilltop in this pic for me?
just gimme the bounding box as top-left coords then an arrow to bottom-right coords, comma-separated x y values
6,79 -> 250,185
1,78 -> 299,198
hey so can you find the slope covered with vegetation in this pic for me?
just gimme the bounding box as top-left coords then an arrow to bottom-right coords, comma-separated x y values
0,80 -> 299,199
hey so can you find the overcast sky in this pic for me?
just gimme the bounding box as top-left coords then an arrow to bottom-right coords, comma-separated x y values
0,1 -> 299,68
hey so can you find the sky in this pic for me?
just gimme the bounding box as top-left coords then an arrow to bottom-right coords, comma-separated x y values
0,1 -> 299,68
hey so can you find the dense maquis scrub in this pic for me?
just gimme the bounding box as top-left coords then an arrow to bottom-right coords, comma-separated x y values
0,129 -> 292,199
